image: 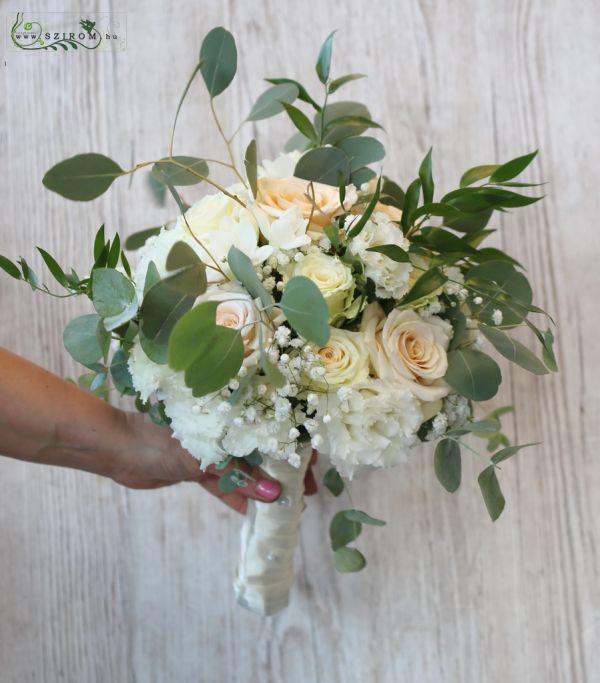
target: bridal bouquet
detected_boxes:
[0,27,557,615]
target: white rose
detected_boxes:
[287,252,356,320]
[311,328,369,389]
[316,379,423,479]
[133,191,273,292]
[256,205,311,250]
[258,151,303,179]
[361,303,452,401]
[196,283,263,367]
[348,212,412,299]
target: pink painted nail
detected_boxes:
[255,479,281,501]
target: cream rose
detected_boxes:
[256,176,357,234]
[288,252,356,320]
[311,328,369,389]
[196,284,262,367]
[361,302,452,401]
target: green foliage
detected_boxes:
[152,156,209,186]
[265,78,320,110]
[330,511,361,550]
[91,268,138,331]
[419,147,434,204]
[63,314,109,369]
[434,439,461,492]
[328,73,365,94]
[344,510,386,526]
[110,347,136,395]
[36,247,70,288]
[380,177,405,210]
[0,254,22,280]
[489,151,538,183]
[400,267,446,306]
[366,244,410,263]
[247,83,299,121]
[347,178,382,239]
[218,468,250,493]
[315,101,373,144]
[168,301,244,397]
[334,547,367,573]
[324,468,344,496]
[124,227,162,251]
[478,466,505,521]
[491,442,538,465]
[280,102,318,144]
[460,164,499,188]
[294,146,349,186]
[479,324,549,375]
[244,139,258,198]
[227,246,271,308]
[467,261,532,328]
[444,348,502,401]
[316,30,336,83]
[279,276,330,345]
[337,136,385,172]
[400,178,421,232]
[199,27,237,97]
[42,153,123,201]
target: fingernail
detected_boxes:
[256,479,281,501]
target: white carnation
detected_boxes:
[348,212,412,299]
[316,379,423,479]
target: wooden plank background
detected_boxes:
[1,0,599,681]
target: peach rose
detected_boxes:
[256,176,357,235]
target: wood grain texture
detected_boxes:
[1,0,599,681]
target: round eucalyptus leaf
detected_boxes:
[444,348,502,401]
[279,276,330,346]
[294,146,350,186]
[246,83,299,121]
[42,153,124,201]
[334,546,367,573]
[199,27,237,97]
[152,156,209,186]
[63,314,109,368]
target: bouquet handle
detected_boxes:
[234,446,312,616]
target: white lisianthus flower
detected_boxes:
[196,283,264,367]
[361,302,453,401]
[310,328,369,389]
[258,151,303,179]
[256,175,357,236]
[347,212,412,299]
[316,379,423,479]
[286,252,356,320]
[256,205,311,250]
[133,191,273,293]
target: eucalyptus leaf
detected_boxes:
[247,83,299,121]
[244,139,258,198]
[330,511,361,550]
[166,241,202,270]
[63,314,109,368]
[434,439,461,492]
[479,324,549,375]
[478,466,505,521]
[445,348,502,401]
[110,347,136,395]
[169,302,244,397]
[279,276,330,345]
[334,547,366,573]
[227,246,271,309]
[344,510,386,526]
[294,146,350,186]
[91,268,138,331]
[42,153,124,201]
[491,442,538,465]
[316,101,371,144]
[199,27,237,97]
[152,156,209,186]
[336,136,385,172]
[324,468,344,496]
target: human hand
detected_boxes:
[108,412,317,514]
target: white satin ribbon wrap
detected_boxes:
[234,445,312,616]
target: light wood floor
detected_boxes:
[1,1,599,681]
